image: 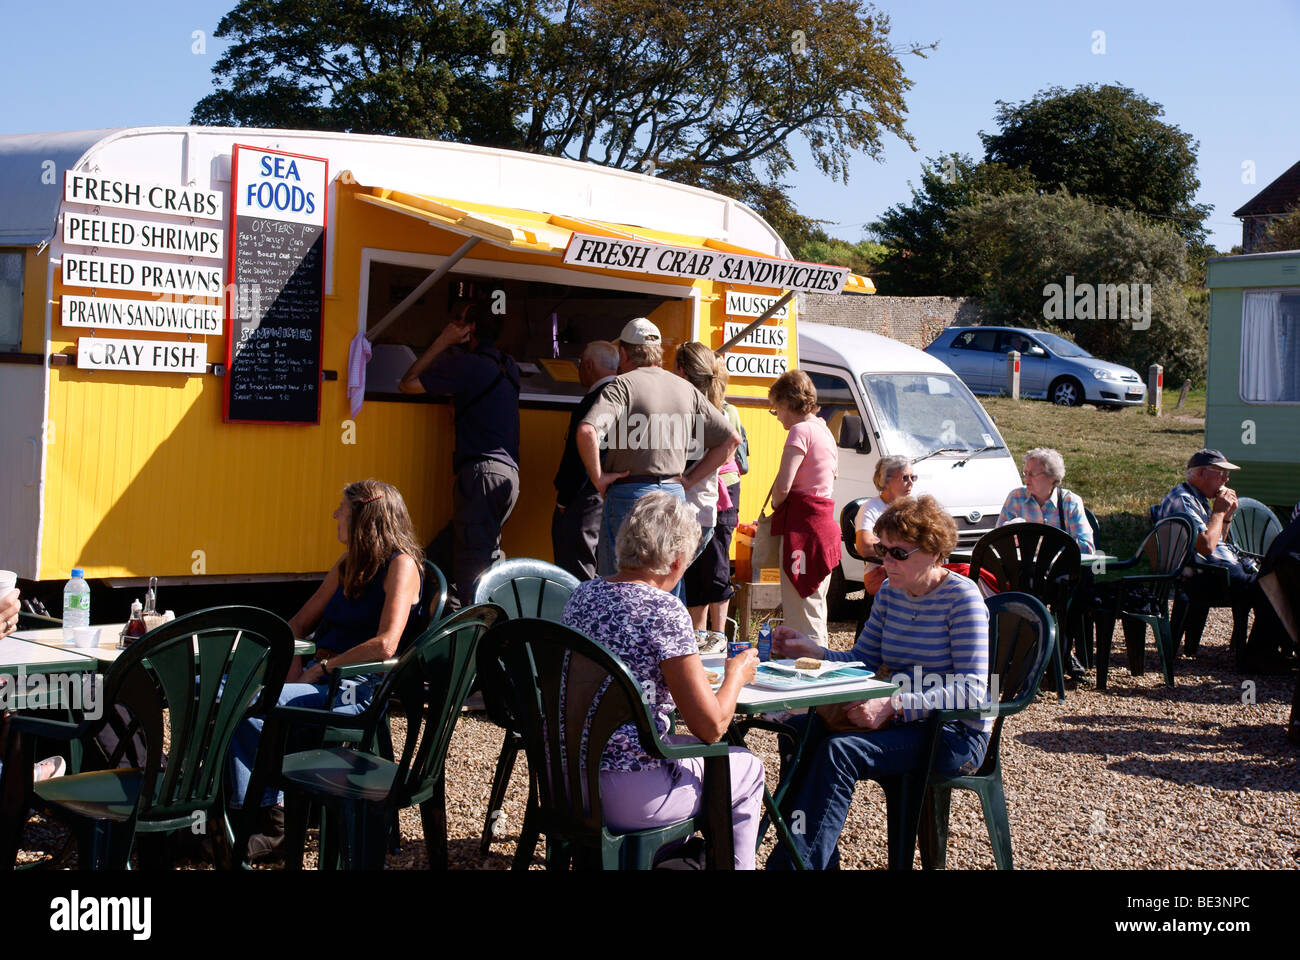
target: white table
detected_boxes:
[13,624,316,669]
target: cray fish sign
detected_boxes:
[562,233,848,294]
[77,336,207,373]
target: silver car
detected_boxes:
[924,326,1147,407]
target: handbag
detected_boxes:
[751,487,782,569]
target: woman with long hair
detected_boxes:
[228,479,424,861]
[675,341,739,650]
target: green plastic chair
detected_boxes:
[1071,508,1104,669]
[969,522,1081,701]
[1230,498,1283,562]
[479,617,735,870]
[253,604,504,870]
[916,592,1055,869]
[314,559,449,858]
[1089,516,1194,689]
[472,558,579,856]
[5,606,294,869]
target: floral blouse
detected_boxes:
[561,578,697,772]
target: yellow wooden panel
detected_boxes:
[21,248,48,353]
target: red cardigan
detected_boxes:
[770,489,840,598]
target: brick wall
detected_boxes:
[799,294,983,349]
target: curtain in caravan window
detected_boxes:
[1241,291,1284,401]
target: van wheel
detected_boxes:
[826,565,859,623]
[1050,377,1083,406]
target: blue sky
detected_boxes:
[2,0,1295,252]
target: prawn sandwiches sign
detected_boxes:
[562,234,848,294]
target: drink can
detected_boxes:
[728,639,752,658]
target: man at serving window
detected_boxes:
[400,300,520,608]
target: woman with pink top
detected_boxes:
[767,370,840,644]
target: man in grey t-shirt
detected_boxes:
[576,318,739,578]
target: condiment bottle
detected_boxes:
[121,599,147,647]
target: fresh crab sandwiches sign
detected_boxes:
[562,233,849,294]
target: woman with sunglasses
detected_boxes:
[767,495,990,870]
[854,455,916,596]
[996,447,1093,553]
[766,370,840,645]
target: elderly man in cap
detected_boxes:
[576,318,740,584]
[551,340,619,580]
[1158,448,1288,670]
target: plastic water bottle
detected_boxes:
[62,568,91,641]
[757,621,773,662]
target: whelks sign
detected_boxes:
[562,233,848,294]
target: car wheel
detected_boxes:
[1050,377,1083,406]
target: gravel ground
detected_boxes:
[16,608,1298,870]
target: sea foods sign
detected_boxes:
[563,234,848,294]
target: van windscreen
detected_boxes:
[861,373,1002,459]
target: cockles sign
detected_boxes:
[562,234,848,294]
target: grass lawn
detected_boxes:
[982,389,1207,559]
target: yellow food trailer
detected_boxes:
[0,126,871,592]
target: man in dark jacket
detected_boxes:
[551,341,618,580]
[401,301,520,607]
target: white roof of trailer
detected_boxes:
[0,126,789,254]
[798,321,951,375]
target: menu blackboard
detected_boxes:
[224,146,327,424]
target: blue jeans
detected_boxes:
[766,713,989,870]
[226,665,376,809]
[597,479,687,599]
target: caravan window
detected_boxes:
[1240,289,1300,403]
[0,251,22,351]
[361,258,686,402]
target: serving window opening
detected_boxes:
[362,258,692,404]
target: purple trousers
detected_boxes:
[599,735,766,869]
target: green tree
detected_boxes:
[194,0,929,242]
[792,228,885,275]
[867,153,1037,294]
[950,190,1205,385]
[980,84,1210,245]
[1260,207,1300,252]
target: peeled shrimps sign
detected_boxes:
[563,233,849,294]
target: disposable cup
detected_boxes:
[0,570,17,594]
[73,626,101,649]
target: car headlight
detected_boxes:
[1091,368,1120,381]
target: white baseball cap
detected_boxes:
[618,317,661,345]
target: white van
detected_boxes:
[796,322,1022,616]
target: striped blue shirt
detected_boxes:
[827,572,991,732]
